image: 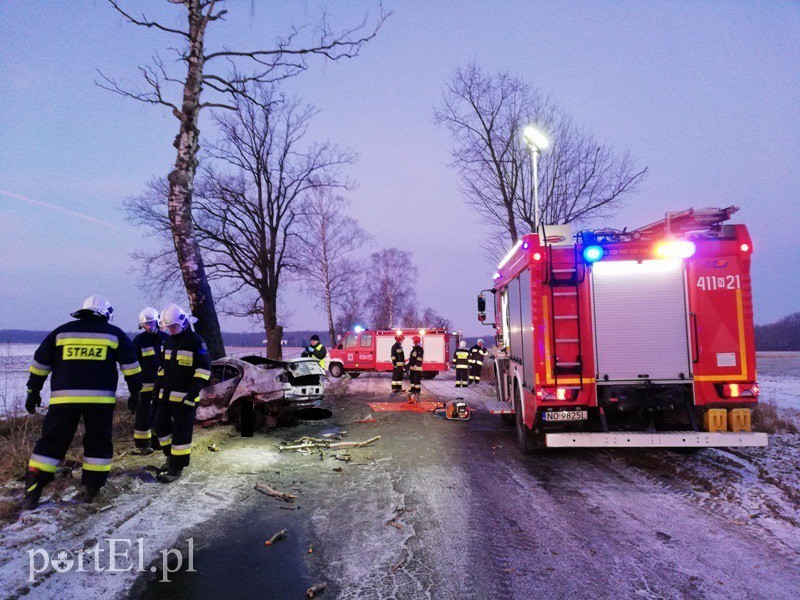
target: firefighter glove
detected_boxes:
[25,390,41,414]
[127,392,140,413]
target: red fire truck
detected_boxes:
[481,207,767,450]
[328,328,452,379]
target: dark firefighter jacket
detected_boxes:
[27,315,142,404]
[133,330,167,393]
[153,327,211,407]
[452,347,471,369]
[391,342,405,368]
[408,344,424,371]
[469,344,488,365]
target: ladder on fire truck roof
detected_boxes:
[633,206,739,238]
[544,238,585,391]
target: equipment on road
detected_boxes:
[434,399,471,421]
[329,328,451,379]
[482,206,766,450]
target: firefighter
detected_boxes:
[22,295,142,509]
[390,332,405,393]
[131,307,166,454]
[469,338,489,385]
[152,304,211,483]
[408,335,424,397]
[302,335,328,370]
[452,340,471,388]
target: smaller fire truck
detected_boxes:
[328,328,451,379]
[481,207,767,451]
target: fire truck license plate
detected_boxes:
[543,410,588,422]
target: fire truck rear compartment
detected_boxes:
[592,259,692,384]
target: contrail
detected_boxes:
[0,188,120,229]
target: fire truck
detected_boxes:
[481,206,767,451]
[328,328,452,379]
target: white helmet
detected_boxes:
[72,295,114,321]
[459,340,467,349]
[159,304,194,330]
[477,338,484,345]
[138,307,159,328]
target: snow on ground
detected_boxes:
[757,352,800,412]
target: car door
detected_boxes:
[341,334,359,369]
[356,333,375,369]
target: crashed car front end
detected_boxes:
[196,356,326,424]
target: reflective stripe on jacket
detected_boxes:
[26,316,142,403]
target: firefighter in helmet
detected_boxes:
[452,340,471,388]
[390,331,405,393]
[131,307,166,454]
[152,304,211,483]
[469,338,489,385]
[302,335,328,370]
[408,335,424,397]
[22,295,143,509]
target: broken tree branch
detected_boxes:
[254,483,297,502]
[278,436,381,452]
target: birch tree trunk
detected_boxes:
[166,0,225,359]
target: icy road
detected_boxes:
[2,371,799,599]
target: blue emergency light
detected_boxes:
[583,245,604,263]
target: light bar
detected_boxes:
[354,325,364,333]
[583,245,604,263]
[497,240,524,269]
[654,240,696,259]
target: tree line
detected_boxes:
[755,313,800,351]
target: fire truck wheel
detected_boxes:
[514,390,543,453]
[329,363,344,378]
[422,371,437,380]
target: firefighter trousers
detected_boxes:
[469,362,483,384]
[133,391,160,449]
[154,401,196,469]
[29,404,114,488]
[409,367,422,394]
[455,367,470,387]
[391,366,404,391]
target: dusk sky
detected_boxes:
[1,1,798,336]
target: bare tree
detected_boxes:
[365,249,418,329]
[100,0,387,358]
[435,63,646,255]
[419,308,450,330]
[333,287,366,342]
[126,83,354,360]
[296,189,369,346]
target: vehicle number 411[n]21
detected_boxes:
[696,275,741,291]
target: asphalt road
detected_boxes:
[134,372,800,600]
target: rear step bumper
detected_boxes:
[545,432,768,448]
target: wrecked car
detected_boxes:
[196,355,326,430]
